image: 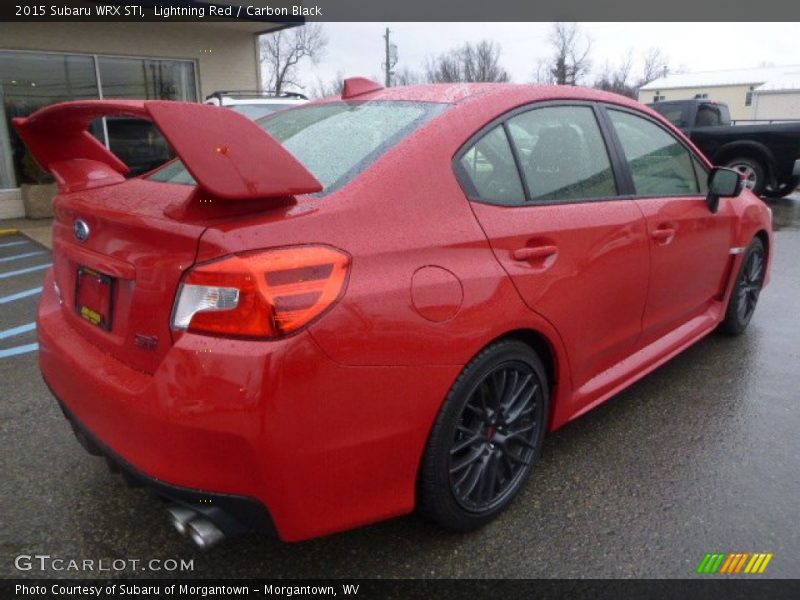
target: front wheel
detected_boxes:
[720,238,766,335]
[417,340,549,532]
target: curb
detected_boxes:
[0,228,20,237]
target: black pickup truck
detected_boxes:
[649,99,800,198]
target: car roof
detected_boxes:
[316,82,651,112]
[219,97,307,105]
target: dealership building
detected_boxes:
[639,65,800,121]
[0,18,289,219]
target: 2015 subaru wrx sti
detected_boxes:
[15,78,772,547]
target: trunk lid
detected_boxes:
[52,179,204,374]
[14,99,325,373]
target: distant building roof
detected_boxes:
[754,72,800,93]
[640,65,800,92]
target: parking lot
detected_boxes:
[1,194,799,579]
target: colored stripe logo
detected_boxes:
[696,552,773,574]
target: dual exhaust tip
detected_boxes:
[167,505,225,549]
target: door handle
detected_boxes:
[513,245,558,261]
[651,228,676,243]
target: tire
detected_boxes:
[720,238,766,335]
[725,157,767,196]
[417,339,549,532]
[763,176,800,199]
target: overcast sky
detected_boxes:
[284,22,799,93]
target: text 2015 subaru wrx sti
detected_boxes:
[15,78,771,547]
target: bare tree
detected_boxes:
[394,67,422,86]
[312,72,344,98]
[261,23,327,94]
[532,58,555,84]
[425,50,463,83]
[462,40,511,82]
[594,51,636,98]
[425,40,510,83]
[639,48,669,86]
[547,22,592,86]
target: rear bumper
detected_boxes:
[37,270,458,541]
[51,388,275,537]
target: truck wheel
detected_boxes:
[725,157,766,196]
[763,177,800,199]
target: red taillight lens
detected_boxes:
[171,245,350,339]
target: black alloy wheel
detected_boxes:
[720,238,766,335]
[418,340,548,531]
[450,363,542,512]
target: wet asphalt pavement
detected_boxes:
[1,195,799,580]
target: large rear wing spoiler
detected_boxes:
[12,100,322,200]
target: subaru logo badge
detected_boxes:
[73,219,90,243]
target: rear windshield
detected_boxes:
[149,101,447,194]
[228,103,297,120]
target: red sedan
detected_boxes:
[15,79,772,547]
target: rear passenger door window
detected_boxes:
[506,106,618,203]
[608,109,700,196]
[458,125,525,205]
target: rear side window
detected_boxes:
[696,104,724,127]
[150,101,446,193]
[608,109,700,196]
[507,106,617,203]
[656,105,688,128]
[458,126,525,205]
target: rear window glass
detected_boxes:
[228,103,296,120]
[654,105,687,128]
[149,101,447,193]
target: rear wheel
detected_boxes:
[763,176,800,199]
[720,238,766,335]
[725,157,766,196]
[418,340,548,531]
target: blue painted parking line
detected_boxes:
[0,263,51,279]
[0,322,36,340]
[0,250,47,263]
[0,287,43,305]
[0,240,30,249]
[0,343,39,359]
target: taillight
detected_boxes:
[171,245,350,339]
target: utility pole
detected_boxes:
[383,28,398,87]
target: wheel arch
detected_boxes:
[755,229,770,260]
[501,328,558,393]
[470,327,568,430]
[755,229,771,280]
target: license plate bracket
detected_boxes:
[75,266,114,331]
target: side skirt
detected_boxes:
[569,303,724,422]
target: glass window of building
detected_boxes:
[0,51,99,187]
[0,51,198,187]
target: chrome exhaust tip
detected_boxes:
[166,506,197,536]
[186,518,226,549]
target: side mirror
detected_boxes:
[706,167,744,213]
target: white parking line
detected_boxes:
[0,263,52,279]
[0,287,43,305]
[0,343,38,359]
[0,251,47,263]
[0,240,30,249]
[0,322,36,340]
